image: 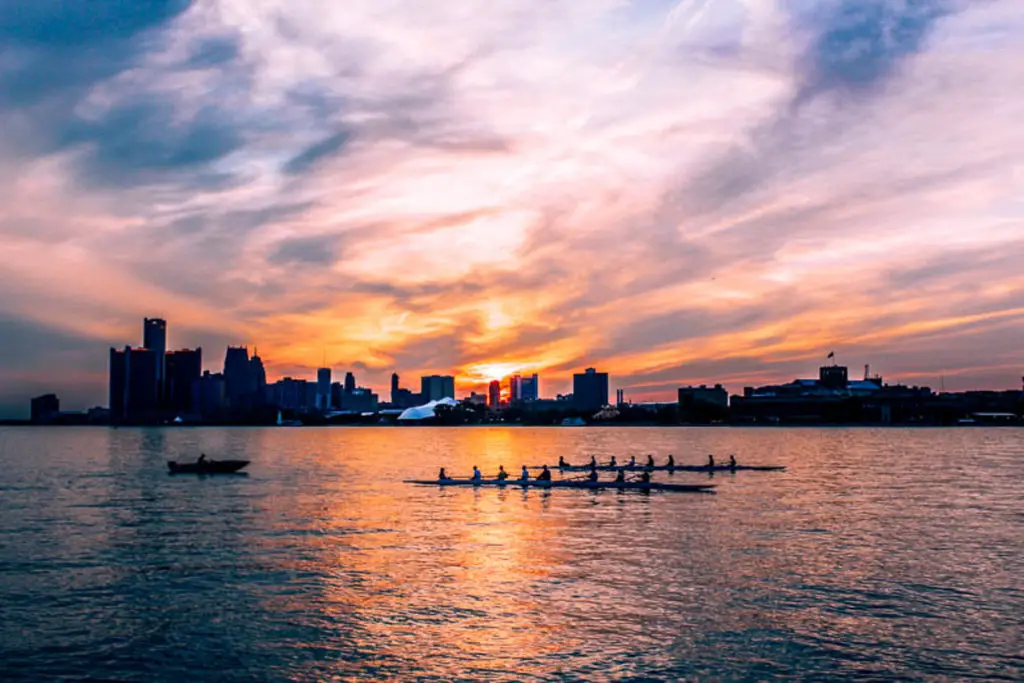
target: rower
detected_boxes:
[667,454,675,468]
[614,469,626,483]
[609,456,617,467]
[729,454,737,469]
[629,455,636,467]
[438,467,449,481]
[471,466,482,481]
[707,454,715,468]
[639,470,651,483]
[558,455,567,468]
[497,465,509,481]
[520,465,530,481]
[589,455,597,468]
[646,454,655,468]
[536,465,552,481]
[588,462,599,482]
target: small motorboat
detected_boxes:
[167,458,250,475]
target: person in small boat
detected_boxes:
[497,465,509,481]
[438,467,449,481]
[558,456,567,468]
[638,470,651,483]
[609,456,617,467]
[589,455,597,468]
[588,462,599,482]
[707,454,715,468]
[536,465,552,481]
[646,454,655,468]
[198,453,207,464]
[667,454,675,468]
[614,469,626,483]
[729,455,737,468]
[628,455,636,467]
[520,465,530,481]
[471,466,482,481]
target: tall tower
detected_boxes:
[391,372,400,403]
[344,371,356,394]
[488,380,501,409]
[317,368,332,410]
[143,318,166,402]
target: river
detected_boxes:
[1,426,1021,681]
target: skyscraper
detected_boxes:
[249,351,267,396]
[143,318,167,400]
[223,346,251,406]
[573,367,609,412]
[165,348,202,414]
[110,345,158,423]
[509,375,522,402]
[488,379,501,409]
[317,368,332,410]
[391,372,400,403]
[421,375,455,401]
[344,371,356,394]
[521,374,539,401]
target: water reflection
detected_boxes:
[0,426,1022,681]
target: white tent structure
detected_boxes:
[397,397,459,421]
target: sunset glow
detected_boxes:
[1,1,1023,414]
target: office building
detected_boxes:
[344,371,356,394]
[421,375,455,401]
[249,351,267,396]
[391,373,400,402]
[193,371,226,417]
[573,367,609,412]
[110,346,158,423]
[165,348,202,414]
[269,378,309,411]
[521,374,539,401]
[488,380,501,408]
[317,368,332,410]
[30,394,60,424]
[143,317,167,397]
[677,384,729,408]
[223,346,251,406]
[509,375,522,402]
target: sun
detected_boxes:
[463,362,524,383]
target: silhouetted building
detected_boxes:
[678,384,728,408]
[819,365,848,389]
[317,368,332,410]
[521,374,539,401]
[489,380,501,409]
[331,382,344,410]
[223,347,251,407]
[338,388,379,412]
[31,394,60,424]
[421,375,455,401]
[110,346,158,423]
[344,371,356,394]
[464,392,488,406]
[616,388,625,406]
[143,317,167,399]
[509,375,523,402]
[165,348,202,415]
[193,371,226,417]
[573,368,609,412]
[391,372,400,402]
[269,377,309,411]
[249,351,267,397]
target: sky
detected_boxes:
[1,0,1023,416]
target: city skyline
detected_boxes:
[2,2,1023,417]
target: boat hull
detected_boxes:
[404,479,715,492]
[168,459,250,474]
[534,463,785,472]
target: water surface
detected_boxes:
[1,426,1022,681]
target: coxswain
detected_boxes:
[707,454,715,468]
[614,469,626,483]
[497,465,509,481]
[471,466,482,481]
[667,454,675,468]
[588,462,599,482]
[536,465,552,481]
[558,455,568,468]
[438,467,449,481]
[646,454,655,468]
[520,465,530,481]
[729,454,737,469]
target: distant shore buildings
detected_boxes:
[12,316,1023,426]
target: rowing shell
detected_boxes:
[404,479,715,493]
[532,464,786,472]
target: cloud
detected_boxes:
[0,0,1023,415]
